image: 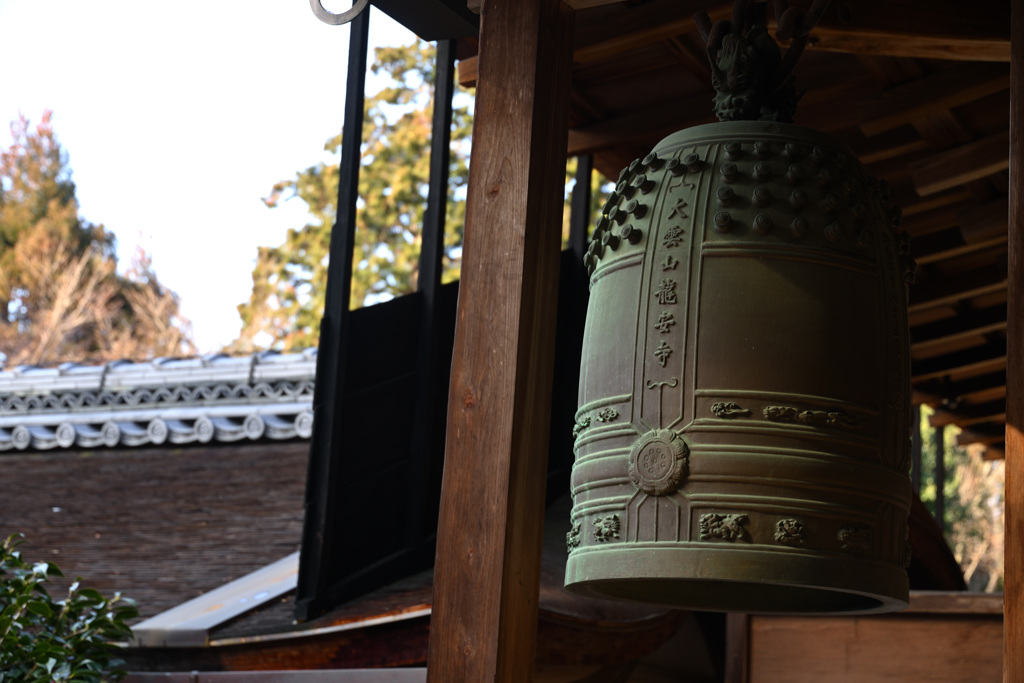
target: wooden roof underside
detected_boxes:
[459,0,1012,455]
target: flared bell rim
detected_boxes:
[565,545,909,616]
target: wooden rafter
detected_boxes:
[910,131,1010,196]
[911,340,1006,383]
[908,265,1007,313]
[859,63,1009,136]
[911,304,1008,352]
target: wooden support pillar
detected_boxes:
[1006,1,1023,679]
[910,404,922,495]
[933,425,945,530]
[426,0,574,681]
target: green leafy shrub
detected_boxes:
[0,534,138,682]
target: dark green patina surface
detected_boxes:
[565,120,915,615]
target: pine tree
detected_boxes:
[0,112,194,366]
[917,406,1004,591]
[236,42,612,353]
[235,42,472,351]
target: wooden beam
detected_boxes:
[897,188,975,219]
[456,56,477,89]
[803,0,1010,62]
[1005,0,1023,677]
[427,0,574,681]
[567,99,715,156]
[982,446,1006,460]
[843,126,930,165]
[899,202,965,237]
[859,63,1009,137]
[911,304,1007,353]
[959,424,1008,447]
[958,198,1009,244]
[569,0,1010,64]
[911,340,1007,383]
[914,371,1007,406]
[907,265,1007,314]
[956,411,1007,429]
[573,2,728,65]
[909,131,1010,197]
[930,399,1006,428]
[959,384,1008,406]
[911,228,1007,266]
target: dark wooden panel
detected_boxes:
[345,293,422,391]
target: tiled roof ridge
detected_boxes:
[0,350,317,452]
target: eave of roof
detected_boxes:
[0,350,317,451]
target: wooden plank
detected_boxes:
[956,411,1006,429]
[456,56,477,88]
[1005,0,1024,678]
[902,590,1004,615]
[983,446,1006,460]
[911,228,1007,266]
[900,202,965,238]
[930,399,1006,428]
[911,110,972,150]
[573,2,728,65]
[804,0,1010,62]
[910,303,1007,352]
[860,63,1009,136]
[959,198,1008,244]
[909,131,1010,196]
[842,126,930,165]
[568,0,1009,64]
[959,384,1008,406]
[897,188,974,219]
[567,99,715,156]
[958,424,1008,447]
[724,613,750,683]
[907,265,1007,314]
[914,370,1007,406]
[911,340,1006,383]
[426,0,574,680]
[748,613,1003,683]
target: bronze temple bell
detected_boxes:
[564,1,916,614]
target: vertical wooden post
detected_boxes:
[426,0,574,681]
[933,425,945,530]
[1005,2,1022,679]
[910,404,922,495]
[295,8,369,622]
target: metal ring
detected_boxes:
[309,0,369,26]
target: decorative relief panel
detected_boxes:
[593,515,621,542]
[700,513,748,542]
[566,522,581,553]
[711,401,751,418]
[774,519,805,545]
[838,527,869,555]
[763,405,857,429]
[572,416,591,438]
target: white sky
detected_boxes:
[0,0,415,353]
